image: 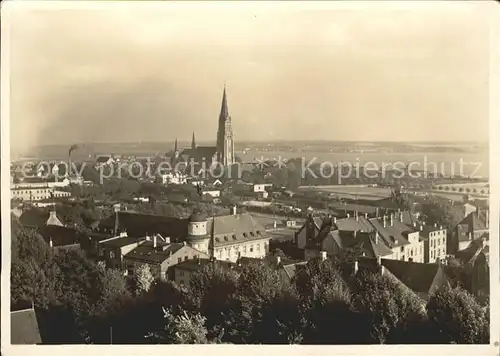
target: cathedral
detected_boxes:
[172,85,235,167]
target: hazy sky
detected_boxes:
[7,2,491,152]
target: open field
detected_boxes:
[298,185,392,200]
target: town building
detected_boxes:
[123,236,209,280]
[97,233,145,270]
[455,233,489,300]
[18,207,80,247]
[11,186,72,201]
[296,211,425,263]
[453,210,489,253]
[99,207,271,264]
[419,224,447,263]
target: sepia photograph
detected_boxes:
[1,0,498,351]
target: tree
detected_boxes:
[426,286,489,344]
[133,264,155,295]
[151,307,221,344]
[350,271,426,344]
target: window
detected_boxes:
[243,245,247,253]
[109,251,115,259]
[400,246,404,253]
[178,257,182,263]
[219,250,223,258]
[257,243,261,252]
[184,256,188,261]
[179,271,184,277]
[410,249,413,257]
[250,245,254,252]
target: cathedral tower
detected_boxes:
[216,85,235,166]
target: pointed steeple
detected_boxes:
[219,83,229,122]
[191,132,196,150]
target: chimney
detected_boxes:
[399,212,403,222]
[439,225,443,230]
[49,238,53,248]
[347,213,350,218]
[232,206,237,215]
[165,237,171,244]
[113,204,121,236]
[375,232,379,244]
[381,265,385,276]
[320,251,327,261]
[355,212,359,221]
[376,207,379,217]
[275,256,281,265]
[333,216,337,223]
[183,241,187,246]
[390,214,394,226]
[354,230,357,238]
[486,210,489,229]
[420,225,423,231]
[383,216,387,228]
[365,213,368,219]
[153,235,157,248]
[468,232,472,240]
[376,255,382,266]
[119,232,127,238]
[354,260,359,275]
[434,223,437,228]
[413,221,417,227]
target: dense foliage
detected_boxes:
[11,223,489,344]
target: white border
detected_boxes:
[1,1,499,355]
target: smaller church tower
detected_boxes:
[216,84,235,166]
[191,132,196,150]
[173,138,180,159]
[186,212,210,255]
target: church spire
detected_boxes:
[219,83,229,121]
[191,132,196,150]
[174,138,178,152]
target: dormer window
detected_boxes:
[243,233,248,238]
[215,237,220,243]
[256,230,261,235]
[250,232,255,237]
[224,236,229,241]
[232,235,237,240]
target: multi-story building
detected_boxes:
[11,186,71,201]
[123,237,209,280]
[453,210,489,253]
[297,211,425,263]
[420,224,447,263]
[99,207,271,264]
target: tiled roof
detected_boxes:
[124,241,186,263]
[174,258,237,272]
[11,308,42,344]
[100,236,144,248]
[457,212,488,233]
[455,234,489,265]
[380,259,447,296]
[39,225,79,247]
[209,213,268,247]
[19,209,50,229]
[334,216,375,233]
[368,217,412,248]
[357,232,394,258]
[99,211,189,239]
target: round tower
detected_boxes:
[186,212,210,254]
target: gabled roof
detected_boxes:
[381,259,448,297]
[99,211,189,239]
[457,212,488,233]
[39,225,79,247]
[334,216,375,233]
[19,209,50,229]
[455,233,489,265]
[100,236,144,248]
[357,232,394,258]
[209,213,268,247]
[11,308,42,344]
[368,217,412,248]
[125,242,196,263]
